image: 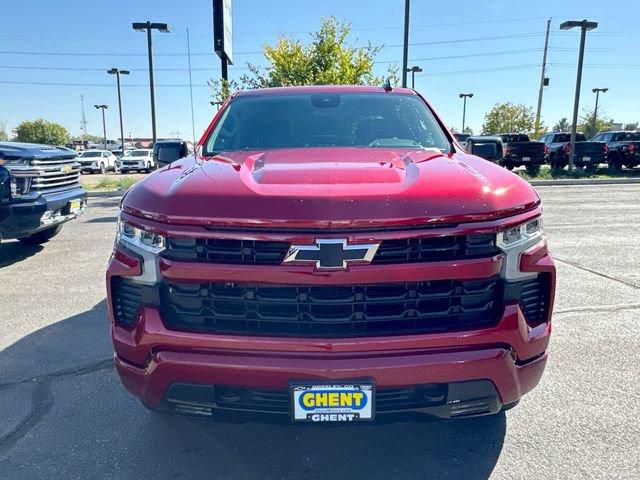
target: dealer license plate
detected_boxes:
[583,156,591,161]
[522,156,531,161]
[69,199,81,214]
[291,383,374,422]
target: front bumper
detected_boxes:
[120,161,147,171]
[0,187,87,239]
[107,238,555,419]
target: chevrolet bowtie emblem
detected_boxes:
[283,239,379,269]
[61,165,72,174]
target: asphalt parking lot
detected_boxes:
[1,184,639,479]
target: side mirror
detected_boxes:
[0,165,11,205]
[465,136,504,162]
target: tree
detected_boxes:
[552,118,571,132]
[623,122,639,131]
[210,17,394,102]
[577,107,613,139]
[462,126,474,135]
[15,119,69,145]
[481,103,536,135]
[0,121,8,141]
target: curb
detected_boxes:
[529,178,640,186]
[87,190,126,198]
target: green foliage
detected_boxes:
[0,120,9,141]
[623,122,639,131]
[210,17,393,102]
[15,119,69,145]
[577,107,613,139]
[481,103,536,135]
[462,126,474,135]
[552,118,571,132]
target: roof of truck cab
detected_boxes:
[234,85,416,97]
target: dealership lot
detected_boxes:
[0,185,639,479]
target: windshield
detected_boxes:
[79,151,102,158]
[204,93,451,154]
[129,150,149,157]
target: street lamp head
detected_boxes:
[407,66,423,73]
[560,20,598,31]
[151,22,170,33]
[459,93,473,98]
[94,104,108,109]
[132,22,149,32]
[107,68,118,75]
[120,70,130,75]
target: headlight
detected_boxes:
[497,216,544,280]
[497,217,542,247]
[10,176,31,197]
[116,218,165,253]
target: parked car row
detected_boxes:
[76,139,191,175]
[460,130,640,173]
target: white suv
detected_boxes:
[119,149,154,173]
[77,150,118,174]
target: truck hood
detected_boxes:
[122,147,540,229]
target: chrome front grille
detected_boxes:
[30,157,81,194]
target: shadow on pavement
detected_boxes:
[0,241,43,268]
[0,301,506,479]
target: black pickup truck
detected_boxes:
[591,131,640,170]
[497,134,546,174]
[539,132,606,171]
[0,142,87,245]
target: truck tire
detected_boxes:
[146,161,152,173]
[99,162,106,174]
[549,154,564,174]
[525,165,540,176]
[609,153,623,172]
[18,225,63,246]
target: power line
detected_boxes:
[0,32,549,58]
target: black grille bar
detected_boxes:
[160,277,502,337]
[162,233,498,265]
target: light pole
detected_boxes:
[592,87,608,133]
[107,68,130,156]
[132,21,170,145]
[560,19,598,170]
[459,93,473,133]
[94,105,108,150]
[401,0,410,88]
[406,66,423,89]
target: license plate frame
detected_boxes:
[290,381,375,423]
[68,199,81,214]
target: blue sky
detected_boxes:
[1,0,639,141]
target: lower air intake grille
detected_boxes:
[111,278,143,326]
[161,277,502,337]
[519,274,551,325]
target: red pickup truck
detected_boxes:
[107,85,555,423]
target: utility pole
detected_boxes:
[107,68,130,156]
[561,19,598,170]
[534,18,551,137]
[592,87,608,132]
[459,93,473,132]
[80,95,88,139]
[132,22,170,145]
[94,105,108,150]
[401,0,410,88]
[187,28,197,147]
